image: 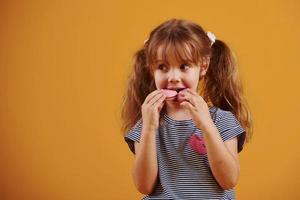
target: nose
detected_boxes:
[168,68,181,83]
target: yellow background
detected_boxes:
[0,0,299,199]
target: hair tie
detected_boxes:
[144,38,149,44]
[206,31,216,46]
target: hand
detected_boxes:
[141,89,166,132]
[178,88,213,131]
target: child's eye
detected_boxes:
[180,64,190,71]
[158,64,168,71]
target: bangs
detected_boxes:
[147,38,202,70]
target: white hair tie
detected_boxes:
[207,31,216,46]
[144,38,149,44]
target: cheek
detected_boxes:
[153,72,165,89]
[184,73,200,90]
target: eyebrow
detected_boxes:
[155,59,194,63]
[154,60,167,64]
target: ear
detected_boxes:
[200,56,210,76]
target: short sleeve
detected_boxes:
[215,110,246,153]
[124,119,143,154]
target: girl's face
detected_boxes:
[152,46,208,93]
[153,60,201,92]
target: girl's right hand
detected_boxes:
[141,89,166,132]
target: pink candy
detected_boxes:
[162,89,187,102]
[162,89,177,98]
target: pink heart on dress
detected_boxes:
[189,134,207,155]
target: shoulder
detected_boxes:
[124,118,143,154]
[210,106,241,127]
[209,106,234,123]
[125,118,143,139]
[128,118,143,133]
[210,106,246,153]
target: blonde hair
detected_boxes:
[121,18,253,143]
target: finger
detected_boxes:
[180,101,194,110]
[145,89,162,104]
[145,89,163,104]
[179,92,196,107]
[181,89,201,106]
[149,92,166,106]
[158,101,165,112]
[185,88,198,95]
[180,88,197,96]
[153,94,166,109]
[185,89,206,105]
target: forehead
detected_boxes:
[156,43,192,58]
[154,42,197,66]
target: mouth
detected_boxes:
[166,87,187,93]
[163,87,187,102]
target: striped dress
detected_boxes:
[125,106,246,200]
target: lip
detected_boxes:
[164,88,187,102]
[166,87,187,93]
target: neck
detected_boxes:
[164,101,191,120]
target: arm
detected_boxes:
[202,122,240,190]
[177,88,240,189]
[132,126,158,195]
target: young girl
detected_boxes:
[121,18,252,200]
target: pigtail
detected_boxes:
[203,40,253,142]
[121,47,156,135]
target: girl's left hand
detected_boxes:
[178,88,213,131]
